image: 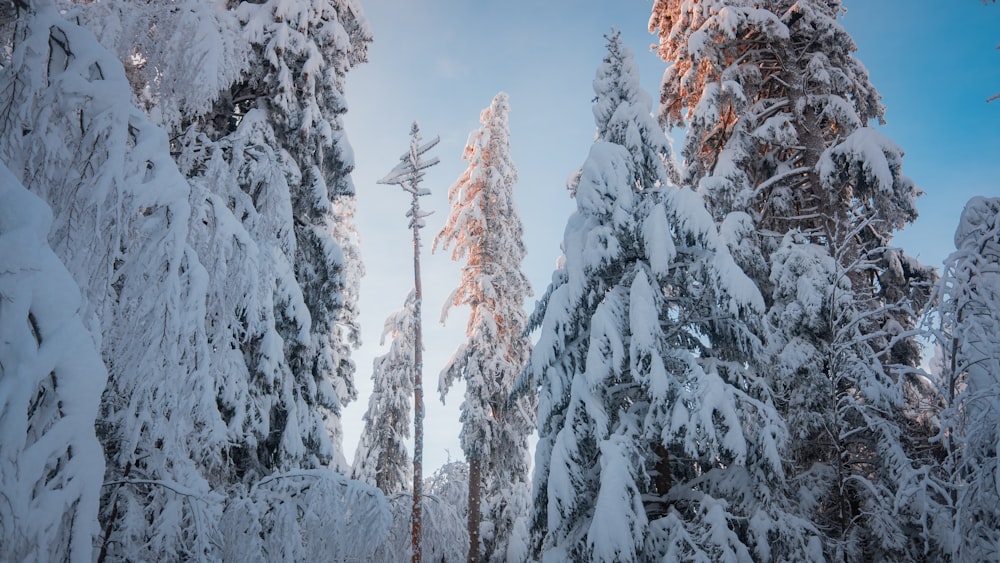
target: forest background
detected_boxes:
[343,0,1000,473]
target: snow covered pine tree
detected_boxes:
[0,2,230,558]
[525,30,811,562]
[932,197,1000,562]
[434,92,535,563]
[230,0,372,473]
[353,292,417,495]
[650,1,946,559]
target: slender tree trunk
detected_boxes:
[411,191,425,563]
[467,457,482,563]
[381,124,439,563]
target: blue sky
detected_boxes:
[341,0,1000,474]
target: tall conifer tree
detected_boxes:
[380,122,440,563]
[526,31,810,562]
[650,2,945,558]
[231,0,372,471]
[435,92,535,563]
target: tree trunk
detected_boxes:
[411,191,425,563]
[467,457,482,563]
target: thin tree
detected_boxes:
[379,122,440,563]
[434,92,534,563]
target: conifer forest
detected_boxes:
[1,0,999,561]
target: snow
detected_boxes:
[820,126,901,195]
[587,435,645,562]
[643,202,677,275]
[0,161,107,562]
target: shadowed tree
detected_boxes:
[352,292,417,495]
[931,197,1000,561]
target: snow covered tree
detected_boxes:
[650,1,945,559]
[79,0,373,476]
[83,0,372,476]
[122,0,383,552]
[374,462,470,563]
[219,469,391,562]
[932,197,1000,561]
[424,460,472,518]
[61,0,249,134]
[352,292,417,495]
[222,0,372,471]
[765,226,946,561]
[433,91,534,563]
[176,113,302,483]
[1,1,383,558]
[52,0,297,484]
[379,122,440,563]
[0,3,229,558]
[525,31,815,562]
[649,0,933,361]
[0,162,108,563]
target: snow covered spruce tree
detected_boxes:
[1,1,388,558]
[352,292,417,495]
[222,0,372,472]
[91,0,372,477]
[932,197,1000,562]
[89,0,373,474]
[434,92,535,563]
[650,1,946,559]
[0,162,108,563]
[190,112,391,560]
[139,0,386,556]
[525,31,815,562]
[56,0,293,484]
[0,3,231,559]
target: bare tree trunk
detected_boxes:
[411,192,425,563]
[467,457,482,563]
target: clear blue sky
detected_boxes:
[341,0,1000,475]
